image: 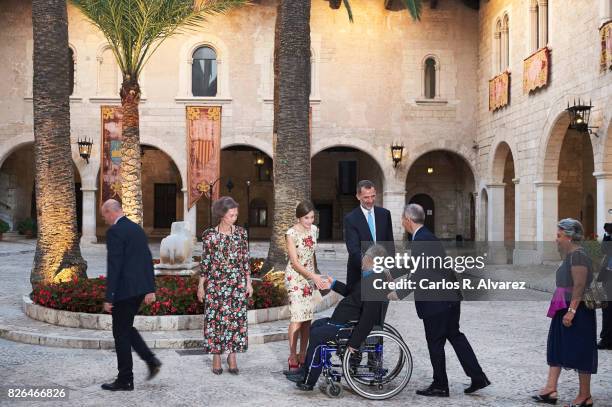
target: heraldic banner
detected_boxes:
[601,21,612,72]
[187,106,221,209]
[489,72,510,111]
[100,105,123,205]
[523,47,549,93]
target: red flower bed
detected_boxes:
[32,274,287,316]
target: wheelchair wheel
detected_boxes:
[342,331,412,400]
[321,381,343,398]
[383,323,403,340]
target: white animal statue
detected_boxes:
[159,221,193,266]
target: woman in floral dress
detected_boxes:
[197,196,253,375]
[285,201,327,372]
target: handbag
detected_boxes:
[571,250,608,310]
[583,282,608,310]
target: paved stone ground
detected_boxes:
[0,239,611,406]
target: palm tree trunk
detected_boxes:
[264,0,312,272]
[31,0,87,285]
[119,78,143,225]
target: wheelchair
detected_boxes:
[307,322,413,400]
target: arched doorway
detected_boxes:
[405,150,476,240]
[557,130,596,238]
[199,145,273,240]
[311,147,384,241]
[408,193,435,233]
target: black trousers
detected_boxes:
[422,303,485,389]
[112,295,155,383]
[303,318,343,386]
[601,302,612,344]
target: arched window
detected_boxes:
[424,57,436,99]
[98,47,119,95]
[494,19,503,73]
[249,198,268,227]
[68,47,75,95]
[192,46,217,97]
[530,0,548,51]
[502,14,510,70]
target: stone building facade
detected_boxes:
[0,0,611,263]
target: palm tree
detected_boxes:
[70,0,246,224]
[31,0,87,285]
[264,0,422,272]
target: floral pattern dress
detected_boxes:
[200,226,249,354]
[285,225,318,322]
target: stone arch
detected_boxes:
[140,134,186,188]
[404,140,477,183]
[221,137,273,160]
[311,139,387,178]
[489,139,518,183]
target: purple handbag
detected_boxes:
[547,287,571,318]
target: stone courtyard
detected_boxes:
[1,239,611,406]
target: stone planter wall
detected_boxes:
[23,292,339,331]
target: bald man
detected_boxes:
[100,199,161,391]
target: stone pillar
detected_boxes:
[595,172,612,239]
[600,0,612,27]
[529,1,539,51]
[486,183,505,242]
[183,188,197,240]
[513,178,521,241]
[535,180,560,261]
[80,187,97,245]
[494,31,501,72]
[538,0,548,48]
[382,189,406,242]
[501,26,509,70]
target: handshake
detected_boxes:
[312,274,334,290]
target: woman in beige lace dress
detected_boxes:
[285,201,327,372]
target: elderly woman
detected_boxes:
[533,218,597,407]
[197,196,253,375]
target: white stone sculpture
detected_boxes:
[155,221,198,274]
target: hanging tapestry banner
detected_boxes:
[489,72,510,111]
[523,47,550,93]
[187,106,222,209]
[100,105,123,205]
[601,21,612,72]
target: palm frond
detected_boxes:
[70,0,247,80]
[401,0,422,21]
[342,0,353,23]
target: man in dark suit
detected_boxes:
[400,203,489,397]
[100,199,161,391]
[598,223,612,350]
[344,180,395,291]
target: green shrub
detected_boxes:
[17,218,37,235]
[0,219,9,234]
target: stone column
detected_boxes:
[530,0,539,51]
[513,178,521,241]
[183,188,197,240]
[382,189,406,242]
[538,0,548,48]
[486,183,505,242]
[80,187,97,245]
[501,26,509,70]
[535,180,560,261]
[595,172,612,239]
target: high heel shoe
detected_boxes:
[284,357,300,375]
[227,355,239,375]
[567,396,593,407]
[298,353,306,368]
[532,390,558,404]
[212,356,223,375]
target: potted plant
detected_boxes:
[17,218,37,238]
[0,219,9,241]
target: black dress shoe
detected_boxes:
[464,376,491,394]
[147,357,162,380]
[597,340,612,350]
[101,380,134,391]
[296,382,314,391]
[416,385,449,397]
[286,372,306,383]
